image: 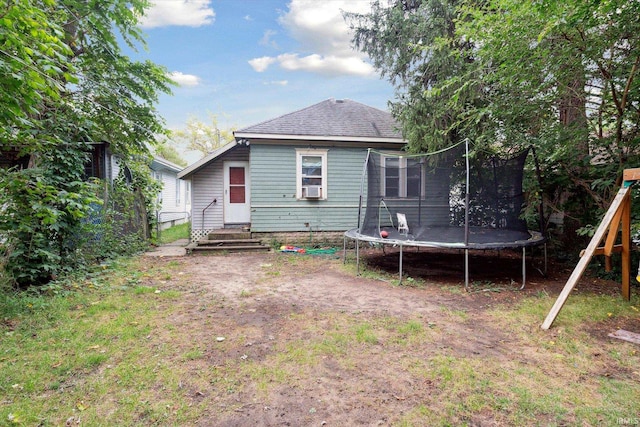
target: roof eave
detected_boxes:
[234,132,406,145]
[151,157,183,173]
[178,141,239,179]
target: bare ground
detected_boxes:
[139,247,640,426]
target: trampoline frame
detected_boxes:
[344,140,547,289]
[343,228,546,289]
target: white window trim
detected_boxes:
[185,180,191,205]
[296,148,328,200]
[154,171,163,204]
[381,154,424,198]
[175,177,181,206]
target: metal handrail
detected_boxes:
[201,198,217,235]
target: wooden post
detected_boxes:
[603,206,624,271]
[622,191,631,300]
[621,167,640,301]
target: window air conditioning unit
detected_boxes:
[304,186,321,198]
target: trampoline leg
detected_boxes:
[399,244,403,284]
[520,247,526,290]
[464,249,469,291]
[343,236,347,264]
[356,239,360,276]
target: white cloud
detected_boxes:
[263,80,288,86]
[260,29,279,49]
[248,56,277,73]
[278,0,370,57]
[168,71,201,87]
[140,0,215,29]
[248,0,376,77]
[277,53,373,77]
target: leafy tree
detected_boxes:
[171,114,236,158]
[345,0,482,152]
[456,0,640,236]
[347,0,640,246]
[0,0,173,287]
[154,141,187,167]
[0,0,73,150]
[59,0,173,159]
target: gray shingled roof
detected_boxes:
[237,98,402,139]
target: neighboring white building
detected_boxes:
[151,157,191,230]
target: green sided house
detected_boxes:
[178,98,406,244]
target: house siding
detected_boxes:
[249,144,367,232]
[156,171,190,228]
[110,156,120,182]
[190,146,249,240]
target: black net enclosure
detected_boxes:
[344,142,546,287]
[346,143,545,249]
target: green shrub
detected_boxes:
[0,145,160,288]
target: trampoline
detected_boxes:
[343,141,546,288]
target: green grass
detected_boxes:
[353,322,379,344]
[0,257,196,426]
[183,348,205,360]
[492,292,640,334]
[2,254,640,426]
[157,222,190,244]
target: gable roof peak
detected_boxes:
[236,98,402,141]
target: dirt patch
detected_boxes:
[138,248,638,425]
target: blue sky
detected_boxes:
[126,0,395,163]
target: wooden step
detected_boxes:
[186,233,271,253]
[197,239,263,246]
[208,231,251,240]
[189,244,271,253]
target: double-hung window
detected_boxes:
[382,156,422,198]
[296,148,328,200]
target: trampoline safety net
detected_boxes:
[356,144,544,249]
